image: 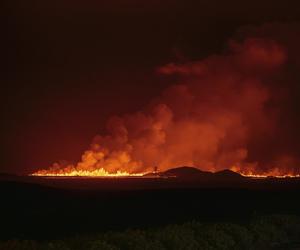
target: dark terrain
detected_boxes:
[1,167,300,242]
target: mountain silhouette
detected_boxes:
[159,166,244,181]
[160,166,213,178]
[214,169,245,180]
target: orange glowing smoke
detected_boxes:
[32,29,300,178]
[32,151,148,177]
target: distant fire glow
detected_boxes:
[31,164,300,179]
[32,31,300,179]
[32,168,146,177]
[231,166,300,179]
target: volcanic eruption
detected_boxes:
[32,24,300,178]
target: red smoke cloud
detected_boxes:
[34,24,300,176]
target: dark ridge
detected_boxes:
[159,166,246,182]
[214,169,245,179]
[160,166,213,178]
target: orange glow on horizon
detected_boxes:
[31,166,300,178]
[239,173,300,178]
[31,168,147,177]
[230,166,300,179]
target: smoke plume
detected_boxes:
[36,23,300,176]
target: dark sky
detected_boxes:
[2,0,300,174]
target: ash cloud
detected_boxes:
[43,23,300,176]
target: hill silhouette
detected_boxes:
[214,169,245,180]
[160,166,213,178]
[159,166,244,181]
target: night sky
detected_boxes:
[2,0,300,174]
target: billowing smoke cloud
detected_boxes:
[36,23,300,176]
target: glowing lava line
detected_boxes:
[31,167,300,178]
[239,173,300,178]
[31,168,147,177]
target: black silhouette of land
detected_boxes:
[1,166,300,246]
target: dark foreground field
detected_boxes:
[1,215,300,250]
[1,175,300,249]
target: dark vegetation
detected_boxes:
[0,215,300,250]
